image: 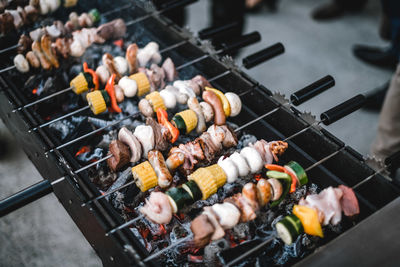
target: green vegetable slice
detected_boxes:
[182,180,202,202]
[83,72,94,89]
[171,115,186,133]
[276,214,304,245]
[285,161,308,186]
[166,187,193,213]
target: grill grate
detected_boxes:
[0,1,399,266]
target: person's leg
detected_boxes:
[311,0,367,21]
[371,64,400,160]
[353,0,400,69]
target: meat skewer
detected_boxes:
[6,17,126,73]
[138,142,289,226]
[140,161,360,264]
[0,0,79,35]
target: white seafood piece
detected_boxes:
[160,89,177,109]
[211,202,241,229]
[199,101,214,123]
[203,208,225,241]
[96,65,111,85]
[14,54,29,73]
[45,25,61,38]
[118,127,142,163]
[69,39,85,57]
[118,76,137,97]
[225,92,242,117]
[145,41,159,53]
[114,56,128,76]
[229,152,250,177]
[173,80,196,98]
[151,52,162,65]
[165,85,188,105]
[218,156,239,183]
[240,147,263,174]
[140,192,172,225]
[134,125,155,159]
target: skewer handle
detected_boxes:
[198,21,240,40]
[0,179,53,217]
[242,42,285,69]
[290,75,335,106]
[221,31,261,54]
[159,0,197,10]
[320,94,366,125]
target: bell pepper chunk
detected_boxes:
[105,74,121,113]
[156,108,180,143]
[265,164,297,193]
[293,205,324,238]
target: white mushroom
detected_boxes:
[14,54,29,73]
[47,0,61,12]
[240,147,263,174]
[229,152,250,177]
[118,76,137,97]
[218,156,239,183]
[212,202,241,229]
[134,125,155,159]
[225,92,242,117]
[118,127,142,163]
[114,56,128,76]
[160,89,177,109]
[96,65,110,84]
[199,101,214,123]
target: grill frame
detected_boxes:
[0,1,399,266]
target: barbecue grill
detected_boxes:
[1,1,400,266]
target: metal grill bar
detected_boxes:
[46,112,140,154]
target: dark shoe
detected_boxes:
[363,81,390,111]
[311,2,344,21]
[353,45,398,69]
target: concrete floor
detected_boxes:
[0,0,392,266]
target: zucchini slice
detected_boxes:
[182,180,202,202]
[285,161,308,186]
[171,115,186,133]
[276,215,303,245]
[166,187,193,213]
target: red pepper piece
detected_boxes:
[113,39,124,48]
[156,108,179,143]
[105,74,121,113]
[265,164,297,193]
[83,62,99,91]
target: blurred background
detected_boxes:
[0,0,394,266]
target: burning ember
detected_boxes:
[75,146,91,157]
